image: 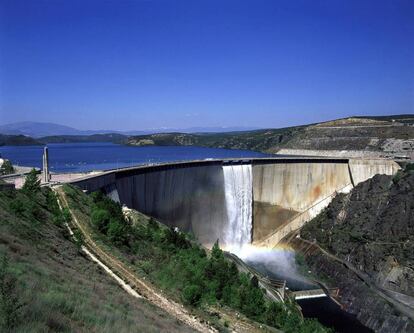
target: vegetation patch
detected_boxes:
[65,185,332,332]
[0,177,194,332]
[0,160,15,175]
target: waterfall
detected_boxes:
[222,164,253,251]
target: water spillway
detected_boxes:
[69,158,400,248]
[222,164,253,250]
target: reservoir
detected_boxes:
[0,142,271,173]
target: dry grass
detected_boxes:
[0,188,195,332]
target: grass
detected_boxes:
[0,186,194,332]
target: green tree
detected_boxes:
[21,169,40,196]
[91,209,111,232]
[182,284,202,306]
[0,160,14,175]
[107,219,128,245]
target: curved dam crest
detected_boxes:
[69,158,400,248]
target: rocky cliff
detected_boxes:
[277,117,414,160]
[291,165,414,332]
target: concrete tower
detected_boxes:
[42,146,50,183]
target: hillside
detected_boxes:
[127,115,414,160]
[290,165,414,332]
[0,176,331,332]
[2,115,413,159]
[301,166,413,296]
[38,133,127,144]
[127,126,305,151]
[0,186,195,332]
[278,117,414,158]
[59,184,330,333]
[0,134,42,146]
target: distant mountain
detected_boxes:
[0,122,84,137]
[0,121,260,138]
[0,121,143,138]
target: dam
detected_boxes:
[68,157,400,248]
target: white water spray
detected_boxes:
[222,164,253,252]
[221,164,312,288]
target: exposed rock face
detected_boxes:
[292,243,414,333]
[295,166,414,332]
[127,116,414,160]
[277,118,414,160]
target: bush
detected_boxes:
[73,229,84,251]
[88,191,132,248]
[107,219,128,245]
[182,284,202,305]
[161,227,190,250]
[91,209,111,233]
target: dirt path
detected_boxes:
[54,186,216,333]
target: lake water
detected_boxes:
[0,142,272,173]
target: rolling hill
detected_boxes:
[127,115,414,160]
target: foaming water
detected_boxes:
[238,245,316,290]
[222,164,253,250]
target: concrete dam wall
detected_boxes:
[116,164,228,246]
[69,158,400,248]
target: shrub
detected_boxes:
[91,209,111,233]
[182,284,202,305]
[107,219,128,246]
[161,227,190,250]
[73,229,84,251]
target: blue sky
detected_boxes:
[0,0,413,130]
